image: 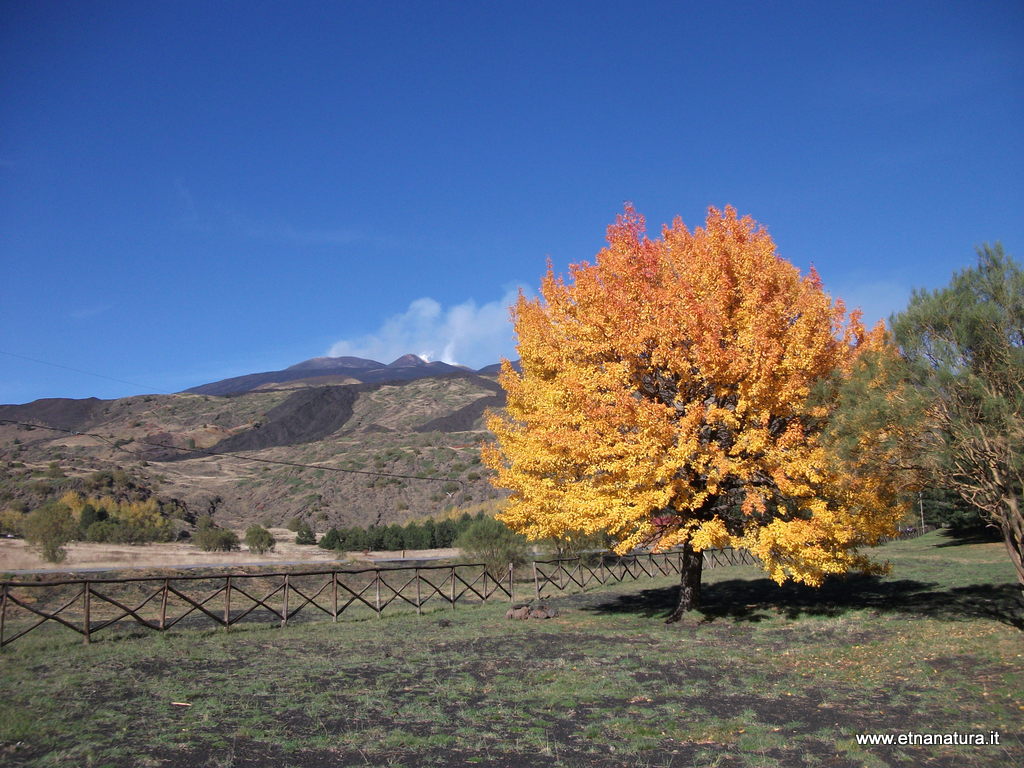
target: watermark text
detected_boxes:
[856,730,1000,746]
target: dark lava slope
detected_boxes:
[157,373,506,460]
[184,385,366,457]
[0,397,106,431]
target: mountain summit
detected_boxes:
[386,354,429,368]
[183,354,510,397]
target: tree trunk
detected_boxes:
[997,493,1024,607]
[666,538,703,623]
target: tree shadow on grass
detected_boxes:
[932,526,1003,547]
[584,573,1024,630]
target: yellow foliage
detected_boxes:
[55,491,170,535]
[59,491,86,519]
[484,205,904,585]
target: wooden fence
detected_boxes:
[531,547,758,598]
[0,563,514,650]
[0,546,766,649]
[530,528,934,598]
[0,528,936,649]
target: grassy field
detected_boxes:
[1,530,1021,767]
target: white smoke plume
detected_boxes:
[327,288,526,368]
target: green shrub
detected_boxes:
[434,519,457,548]
[194,522,240,552]
[78,504,105,537]
[285,516,303,532]
[318,527,341,550]
[85,520,121,543]
[540,529,613,563]
[0,507,25,537]
[454,516,529,576]
[422,519,437,547]
[338,526,368,551]
[402,521,432,550]
[245,525,275,554]
[84,518,172,544]
[382,524,405,551]
[23,502,77,563]
[294,521,317,545]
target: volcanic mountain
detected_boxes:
[183,354,496,396]
[0,354,521,530]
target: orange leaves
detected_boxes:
[485,205,902,584]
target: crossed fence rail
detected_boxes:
[531,546,758,598]
[0,545,766,649]
[0,562,515,649]
[0,529,934,649]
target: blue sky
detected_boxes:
[1,1,1021,404]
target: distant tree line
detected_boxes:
[314,511,489,552]
[306,512,615,577]
[2,489,179,563]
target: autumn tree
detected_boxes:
[484,206,903,620]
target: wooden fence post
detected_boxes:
[450,566,456,609]
[508,562,514,603]
[1,583,7,649]
[533,560,539,600]
[282,574,289,628]
[160,578,169,630]
[83,582,91,645]
[415,568,422,615]
[375,570,381,617]
[224,576,232,629]
[332,572,338,623]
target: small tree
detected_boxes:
[338,526,368,551]
[541,529,613,563]
[318,527,341,550]
[23,502,77,563]
[0,507,25,537]
[382,524,405,551]
[454,516,529,576]
[431,519,455,547]
[78,503,105,537]
[294,521,317,545]
[832,245,1023,595]
[245,524,276,554]
[194,517,240,552]
[402,521,432,550]
[422,519,438,548]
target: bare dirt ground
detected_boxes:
[0,530,459,573]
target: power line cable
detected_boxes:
[0,349,164,394]
[0,418,465,487]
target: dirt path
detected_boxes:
[0,531,458,574]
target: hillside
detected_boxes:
[0,365,511,532]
